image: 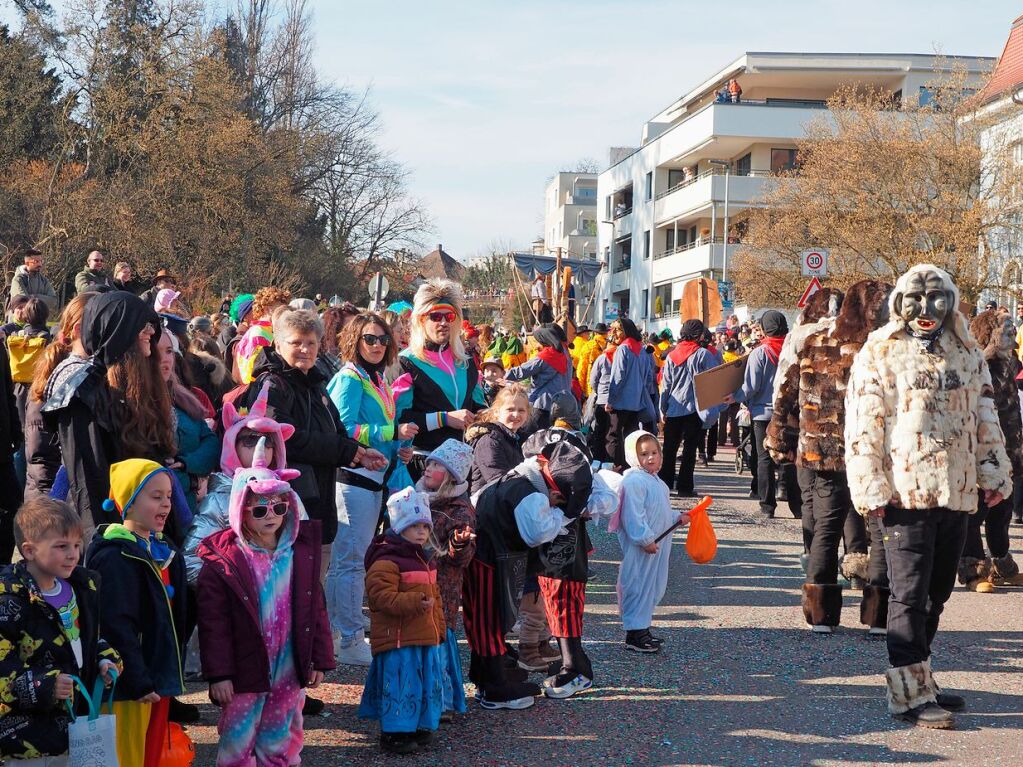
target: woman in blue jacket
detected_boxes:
[326,313,418,666]
[606,318,655,469]
[504,324,573,431]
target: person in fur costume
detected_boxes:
[958,309,1023,592]
[845,264,1011,729]
[766,280,892,635]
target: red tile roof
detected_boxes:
[979,14,1023,104]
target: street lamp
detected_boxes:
[708,159,731,283]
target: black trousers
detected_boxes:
[659,413,703,494]
[881,506,967,668]
[718,403,739,447]
[805,470,852,584]
[844,507,868,554]
[1014,475,1023,521]
[606,409,640,469]
[866,515,889,587]
[588,404,611,463]
[962,495,1013,560]
[0,460,23,564]
[797,467,815,553]
[700,424,718,460]
[750,421,801,517]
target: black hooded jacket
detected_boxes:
[244,348,360,544]
[42,292,161,532]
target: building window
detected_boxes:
[735,153,752,176]
[771,148,799,175]
[643,230,650,259]
[641,288,649,319]
[665,228,675,253]
[645,172,653,201]
[653,283,673,317]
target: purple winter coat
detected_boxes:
[196,519,334,693]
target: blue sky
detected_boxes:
[315,0,1021,261]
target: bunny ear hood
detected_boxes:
[221,380,294,475]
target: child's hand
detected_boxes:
[209,681,234,706]
[451,527,475,546]
[642,542,658,554]
[678,512,692,527]
[54,673,74,701]
[420,596,435,612]
[138,691,161,704]
[98,660,118,686]
[308,671,324,689]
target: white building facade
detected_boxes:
[544,172,599,261]
[595,51,993,331]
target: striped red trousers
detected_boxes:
[462,558,507,657]
[538,575,585,638]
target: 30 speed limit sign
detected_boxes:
[801,249,829,277]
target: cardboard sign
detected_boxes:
[695,353,749,411]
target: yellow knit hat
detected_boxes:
[103,459,170,519]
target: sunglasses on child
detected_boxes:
[246,500,289,519]
[427,311,455,323]
[238,433,270,449]
[361,333,391,347]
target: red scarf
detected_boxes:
[762,335,785,364]
[603,343,619,363]
[669,341,701,367]
[620,337,643,357]
[537,346,568,375]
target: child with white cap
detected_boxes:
[359,488,447,754]
[415,439,475,716]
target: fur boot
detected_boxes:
[840,552,870,585]
[860,584,889,629]
[957,556,995,592]
[885,659,938,714]
[801,583,842,628]
[991,554,1023,586]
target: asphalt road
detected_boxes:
[184,450,1023,766]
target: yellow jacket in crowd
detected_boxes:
[577,332,607,395]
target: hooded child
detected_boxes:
[197,438,333,767]
[415,439,475,715]
[610,431,690,653]
[359,488,447,754]
[503,324,574,430]
[84,459,189,767]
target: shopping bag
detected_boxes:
[67,669,120,767]
[685,498,717,564]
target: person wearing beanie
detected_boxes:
[479,355,505,405]
[360,488,447,754]
[764,281,892,636]
[577,322,609,397]
[504,324,574,430]
[463,441,592,709]
[221,292,253,362]
[197,437,333,766]
[659,319,718,497]
[845,264,1011,728]
[605,318,657,469]
[414,439,474,716]
[85,459,188,767]
[394,279,486,462]
[727,309,798,519]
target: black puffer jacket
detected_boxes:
[466,421,523,498]
[0,563,121,759]
[245,348,361,543]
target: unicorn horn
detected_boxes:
[250,380,271,419]
[253,436,269,469]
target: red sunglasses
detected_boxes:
[427,311,455,323]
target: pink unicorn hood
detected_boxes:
[228,436,306,550]
[221,380,295,476]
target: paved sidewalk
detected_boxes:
[184,451,1023,766]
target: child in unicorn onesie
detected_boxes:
[611,430,690,653]
[196,438,334,766]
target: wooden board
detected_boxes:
[695,353,749,411]
[679,278,723,327]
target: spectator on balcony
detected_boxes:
[728,78,742,103]
[531,275,547,321]
[715,85,729,103]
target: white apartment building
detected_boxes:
[544,172,599,260]
[596,51,994,331]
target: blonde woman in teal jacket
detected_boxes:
[325,313,419,665]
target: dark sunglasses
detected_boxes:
[361,333,391,347]
[247,500,289,519]
[427,311,455,323]
[238,433,269,449]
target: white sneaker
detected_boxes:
[335,634,373,666]
[543,673,593,699]
[810,624,833,635]
[868,627,888,638]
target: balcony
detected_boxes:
[612,205,633,220]
[653,171,776,226]
[651,241,738,283]
[611,267,631,293]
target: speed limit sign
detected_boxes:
[801,249,829,277]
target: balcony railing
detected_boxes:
[654,236,724,260]
[654,168,772,201]
[613,206,633,220]
[613,256,632,273]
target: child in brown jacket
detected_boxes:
[359,487,446,754]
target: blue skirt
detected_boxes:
[441,628,467,713]
[359,645,444,733]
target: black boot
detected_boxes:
[478,655,539,710]
[380,732,418,754]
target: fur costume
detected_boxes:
[801,583,842,627]
[840,551,870,582]
[969,309,1023,477]
[885,659,938,714]
[860,584,889,629]
[844,265,1012,515]
[771,287,843,402]
[766,281,890,470]
[957,555,992,586]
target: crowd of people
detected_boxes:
[0,252,1018,764]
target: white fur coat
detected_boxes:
[844,323,1012,514]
